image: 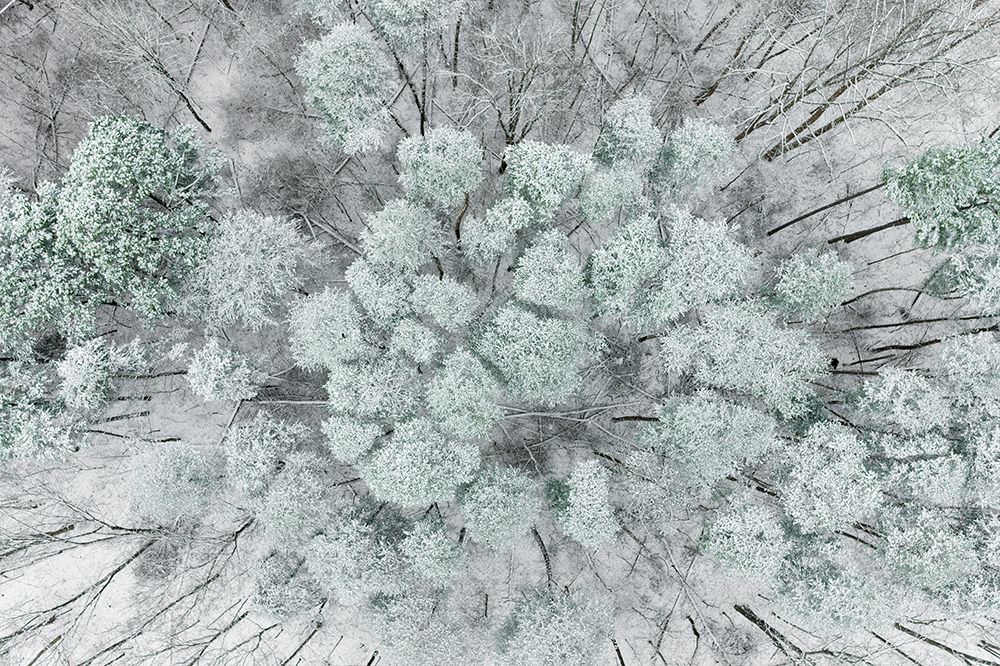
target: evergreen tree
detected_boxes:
[130,442,220,527]
[225,412,308,501]
[654,118,734,201]
[288,288,375,370]
[702,502,791,581]
[410,274,479,331]
[884,139,1000,248]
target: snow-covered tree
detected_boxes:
[298,24,396,154]
[345,259,413,329]
[512,230,586,312]
[1,117,218,350]
[262,452,332,552]
[56,117,218,319]
[551,460,617,549]
[643,391,778,488]
[357,0,461,50]
[56,339,115,414]
[859,367,951,435]
[702,502,791,581]
[587,214,668,319]
[498,591,612,666]
[306,512,410,603]
[461,466,540,549]
[367,594,486,666]
[593,94,661,170]
[0,362,74,460]
[884,139,1000,248]
[130,442,220,526]
[461,197,533,265]
[410,274,479,331]
[654,118,734,201]
[425,349,503,439]
[252,552,321,619]
[389,318,441,364]
[360,418,480,506]
[325,358,421,420]
[503,141,592,219]
[400,517,464,586]
[190,211,312,329]
[322,415,382,464]
[186,338,263,402]
[288,288,375,370]
[661,302,826,417]
[398,127,483,210]
[361,199,443,270]
[780,422,880,533]
[773,249,854,321]
[578,168,647,225]
[226,412,308,501]
[643,206,756,326]
[476,304,597,404]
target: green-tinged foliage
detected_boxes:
[884,139,1000,248]
[410,274,478,331]
[593,94,661,170]
[702,502,791,581]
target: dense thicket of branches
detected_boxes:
[3,0,1000,664]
